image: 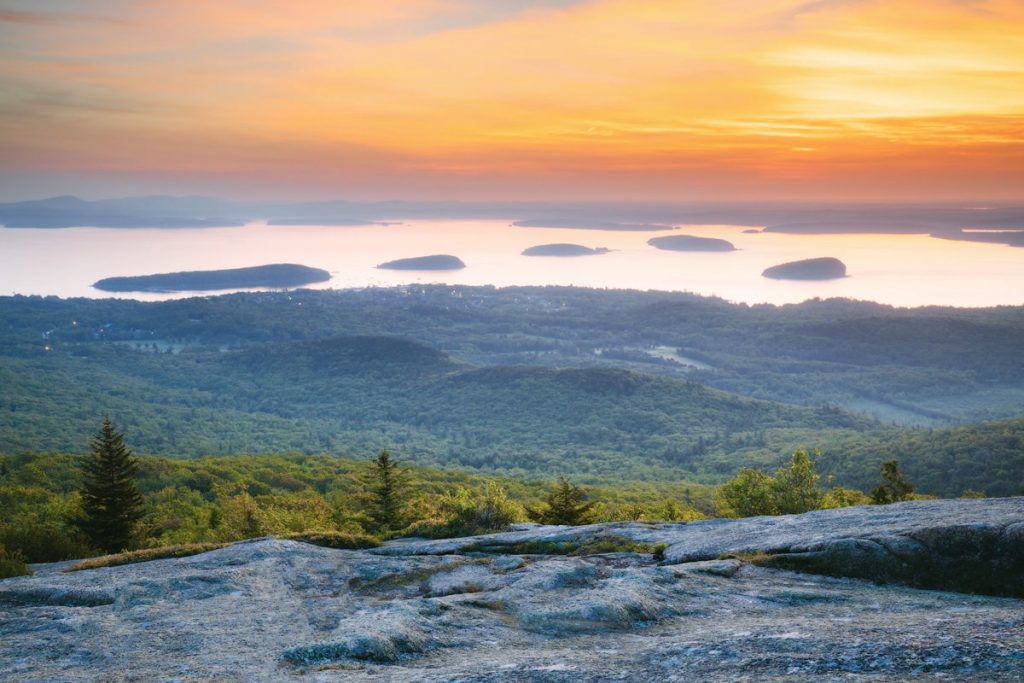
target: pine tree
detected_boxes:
[366,451,407,533]
[527,476,595,526]
[870,460,916,504]
[78,418,145,553]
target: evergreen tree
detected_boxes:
[366,451,407,533]
[78,418,145,553]
[870,460,916,504]
[527,476,595,525]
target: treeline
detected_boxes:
[0,449,712,567]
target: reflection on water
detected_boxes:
[0,220,1021,307]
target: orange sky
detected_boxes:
[1,0,1022,201]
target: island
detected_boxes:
[521,243,610,257]
[742,229,762,234]
[267,218,401,227]
[762,257,847,280]
[514,219,675,231]
[92,263,331,293]
[648,234,736,252]
[377,254,466,270]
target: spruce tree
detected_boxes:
[527,476,595,526]
[870,460,916,504]
[78,418,145,553]
[366,451,407,533]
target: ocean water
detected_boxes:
[1,220,1021,307]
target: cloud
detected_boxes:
[0,0,1022,200]
[0,7,120,25]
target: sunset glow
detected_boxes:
[1,0,1023,200]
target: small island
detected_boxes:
[513,219,675,231]
[742,229,762,234]
[762,257,848,280]
[648,235,736,252]
[267,218,398,226]
[93,263,331,293]
[377,254,466,270]
[521,243,610,257]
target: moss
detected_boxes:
[64,542,229,572]
[280,531,382,550]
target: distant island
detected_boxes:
[514,219,676,231]
[762,257,847,280]
[521,243,610,257]
[742,229,762,234]
[648,235,736,252]
[266,218,400,227]
[377,255,466,270]
[93,264,331,292]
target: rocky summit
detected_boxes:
[2,498,1022,682]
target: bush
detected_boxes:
[0,518,95,563]
[717,449,861,517]
[399,482,525,539]
[652,543,668,562]
[279,531,381,550]
[0,543,32,579]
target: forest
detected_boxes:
[1,286,1022,499]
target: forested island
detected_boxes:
[648,234,736,252]
[521,243,610,257]
[92,263,331,292]
[377,255,466,270]
[513,219,676,231]
[762,257,847,280]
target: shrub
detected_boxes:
[279,531,382,550]
[0,543,32,579]
[716,449,837,517]
[652,543,667,562]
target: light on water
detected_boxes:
[1,220,1021,307]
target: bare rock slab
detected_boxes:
[1,499,1022,681]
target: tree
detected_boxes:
[773,448,825,515]
[77,418,145,553]
[365,451,408,533]
[527,476,595,525]
[716,449,827,517]
[716,467,778,517]
[870,460,916,504]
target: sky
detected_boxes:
[1,0,1022,202]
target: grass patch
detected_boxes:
[279,531,382,550]
[64,542,229,572]
[718,551,776,565]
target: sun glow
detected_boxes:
[1,0,1022,200]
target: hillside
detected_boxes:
[2,286,1023,494]
[0,335,869,481]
